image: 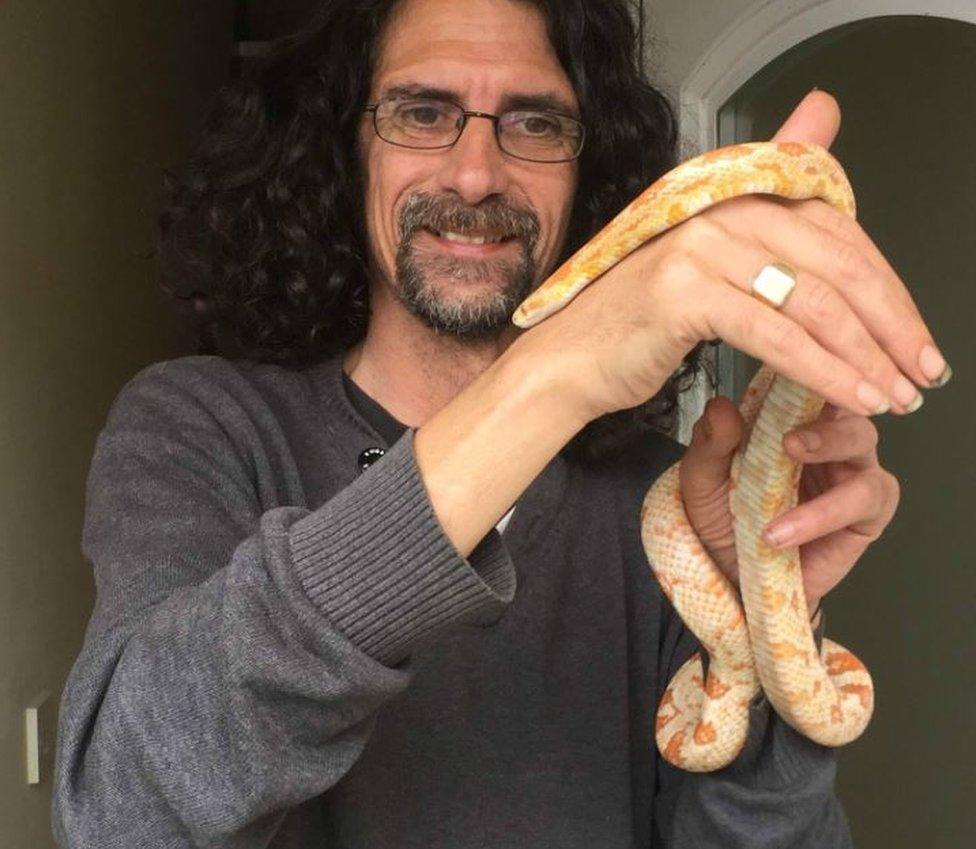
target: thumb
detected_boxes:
[771,88,842,148]
[679,397,744,576]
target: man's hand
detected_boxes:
[680,395,901,619]
[680,90,902,620]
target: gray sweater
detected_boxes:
[51,352,852,848]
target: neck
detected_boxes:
[342,282,521,427]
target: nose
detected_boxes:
[434,114,512,205]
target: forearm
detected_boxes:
[414,336,589,556]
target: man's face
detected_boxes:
[359,0,579,340]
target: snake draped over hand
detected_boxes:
[512,141,875,772]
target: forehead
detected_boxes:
[372,0,577,110]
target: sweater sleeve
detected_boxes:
[51,363,517,848]
[652,603,854,848]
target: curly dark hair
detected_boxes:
[155,0,714,461]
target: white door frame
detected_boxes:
[673,0,975,442]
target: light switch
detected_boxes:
[25,690,54,786]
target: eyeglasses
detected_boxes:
[363,98,585,163]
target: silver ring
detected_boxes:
[750,261,798,310]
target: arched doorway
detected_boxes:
[677,8,974,846]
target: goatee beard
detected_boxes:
[392,193,541,341]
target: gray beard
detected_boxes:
[393,232,538,341]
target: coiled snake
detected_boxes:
[511,141,874,772]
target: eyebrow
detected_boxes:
[377,82,580,119]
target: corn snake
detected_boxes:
[511,141,874,772]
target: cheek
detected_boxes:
[540,169,578,258]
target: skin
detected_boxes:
[349,0,933,622]
[346,0,578,424]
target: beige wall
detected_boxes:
[0,2,234,845]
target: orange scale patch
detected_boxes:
[656,690,679,731]
[694,721,717,745]
[770,640,803,660]
[761,587,787,613]
[840,682,872,710]
[663,729,686,766]
[705,671,731,699]
[777,141,808,157]
[712,144,754,161]
[826,650,866,676]
[667,202,689,225]
[755,161,786,176]
[784,689,813,706]
[703,574,728,596]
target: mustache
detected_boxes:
[398,192,540,245]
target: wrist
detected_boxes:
[415,342,586,557]
[507,327,616,427]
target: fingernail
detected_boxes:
[891,374,923,413]
[856,381,890,415]
[919,345,951,387]
[764,521,795,548]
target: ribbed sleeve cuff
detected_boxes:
[288,429,517,667]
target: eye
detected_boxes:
[509,112,563,138]
[396,101,455,129]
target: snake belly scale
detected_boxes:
[511,141,875,772]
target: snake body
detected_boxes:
[511,141,874,772]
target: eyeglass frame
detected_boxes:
[362,98,586,164]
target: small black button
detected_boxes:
[357,447,386,472]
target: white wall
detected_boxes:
[643,0,755,104]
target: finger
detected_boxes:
[782,414,880,471]
[679,398,741,573]
[701,277,894,417]
[796,530,870,603]
[762,468,899,550]
[732,197,945,399]
[771,89,842,148]
[686,210,916,414]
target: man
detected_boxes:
[53,0,947,846]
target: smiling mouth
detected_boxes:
[430,227,517,243]
[417,228,520,257]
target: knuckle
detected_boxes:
[765,315,800,356]
[671,215,723,255]
[833,237,874,280]
[882,469,901,508]
[850,416,879,451]
[857,472,894,525]
[801,279,840,326]
[655,251,702,294]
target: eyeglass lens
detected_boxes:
[372,99,583,162]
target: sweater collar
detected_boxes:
[308,349,568,557]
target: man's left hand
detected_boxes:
[679,394,901,618]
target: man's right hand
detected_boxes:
[513,89,946,424]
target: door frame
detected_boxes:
[678,0,976,157]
